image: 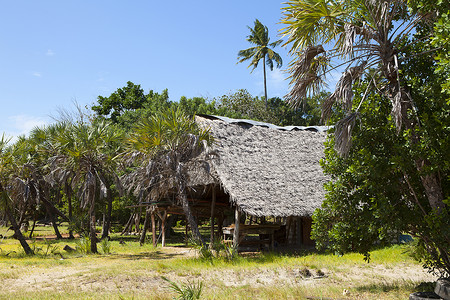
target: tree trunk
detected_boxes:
[65,181,74,239]
[4,204,33,255]
[179,188,204,246]
[88,191,97,253]
[43,200,63,239]
[0,184,33,255]
[263,55,268,108]
[29,213,37,239]
[151,211,157,247]
[140,208,151,245]
[99,174,112,239]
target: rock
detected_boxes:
[435,278,450,300]
[63,245,76,252]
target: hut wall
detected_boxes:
[301,217,315,246]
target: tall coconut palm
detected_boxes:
[123,108,214,246]
[238,19,283,107]
[50,121,123,253]
[280,0,444,211]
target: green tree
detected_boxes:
[216,89,270,121]
[237,19,283,107]
[281,0,449,274]
[178,96,218,117]
[123,108,214,245]
[281,0,446,220]
[92,81,148,123]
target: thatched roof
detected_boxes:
[196,115,329,218]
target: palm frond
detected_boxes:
[285,45,327,108]
[334,112,359,157]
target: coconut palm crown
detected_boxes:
[238,19,283,107]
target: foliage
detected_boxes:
[91,81,148,123]
[189,236,238,262]
[100,238,112,254]
[178,96,218,117]
[123,108,214,245]
[408,0,450,93]
[282,0,450,275]
[161,276,203,300]
[215,89,325,126]
[75,235,92,254]
[313,57,450,276]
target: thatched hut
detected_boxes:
[146,115,329,249]
[192,115,329,248]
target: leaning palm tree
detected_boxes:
[122,108,214,246]
[238,19,283,107]
[0,135,33,255]
[280,0,444,211]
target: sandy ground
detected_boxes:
[1,247,438,299]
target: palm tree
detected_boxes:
[123,108,214,246]
[238,19,283,107]
[50,121,123,253]
[280,0,444,211]
[0,135,33,255]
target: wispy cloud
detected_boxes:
[6,115,49,140]
[33,71,42,77]
[46,49,55,56]
[252,68,289,98]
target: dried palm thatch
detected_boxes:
[195,116,329,218]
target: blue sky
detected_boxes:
[0,1,332,139]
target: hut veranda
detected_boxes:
[138,115,329,250]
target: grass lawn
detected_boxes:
[0,226,437,299]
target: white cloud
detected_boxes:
[33,71,42,77]
[6,115,49,140]
[252,68,289,98]
[267,68,289,96]
[46,49,55,56]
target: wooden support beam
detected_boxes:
[233,207,241,248]
[151,211,156,247]
[161,210,167,247]
[210,186,216,247]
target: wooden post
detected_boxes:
[296,217,302,245]
[217,213,224,240]
[233,207,241,248]
[210,186,216,247]
[185,218,189,246]
[161,210,167,247]
[151,211,156,247]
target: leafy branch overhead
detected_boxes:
[281,0,438,154]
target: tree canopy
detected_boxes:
[280,0,449,275]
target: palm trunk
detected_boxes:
[43,199,63,239]
[263,56,268,108]
[140,208,151,245]
[0,183,33,255]
[88,188,98,253]
[179,182,204,246]
[65,181,74,239]
[5,204,33,255]
[98,172,112,239]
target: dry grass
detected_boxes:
[0,229,437,300]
